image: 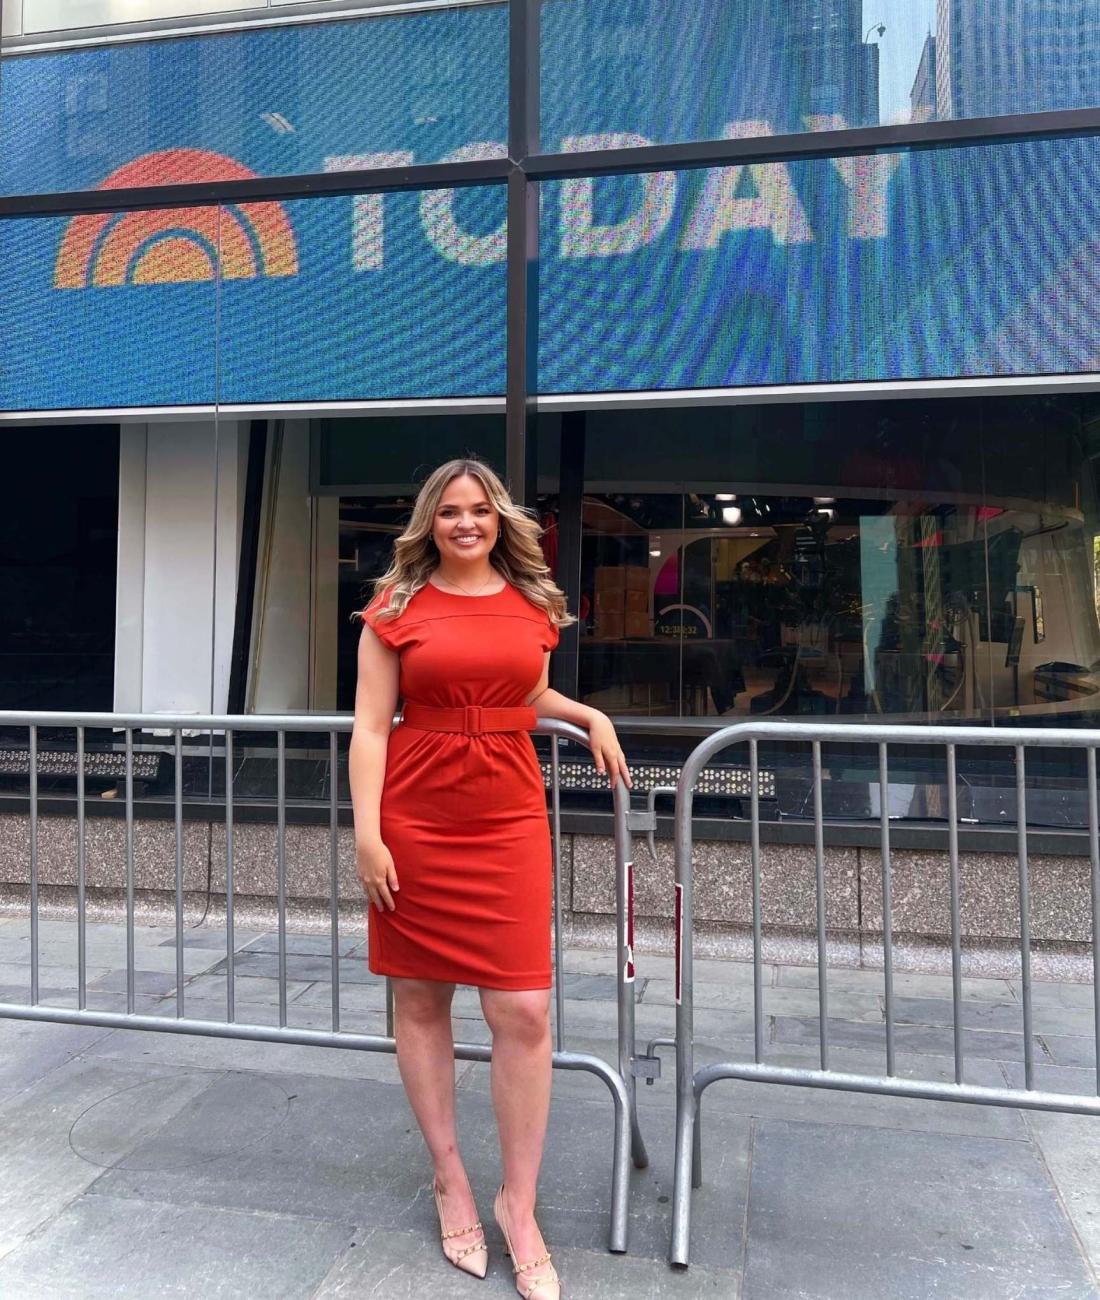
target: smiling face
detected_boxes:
[432,473,499,566]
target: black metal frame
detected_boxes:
[4,0,1100,502]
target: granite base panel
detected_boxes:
[0,818,1093,952]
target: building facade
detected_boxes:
[935,0,1100,120]
[2,0,1100,843]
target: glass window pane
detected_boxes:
[0,183,505,411]
[21,0,265,32]
[1,204,218,409]
[569,395,1100,735]
[218,184,506,403]
[538,136,1100,392]
[0,7,506,195]
[0,425,119,708]
[542,0,1100,150]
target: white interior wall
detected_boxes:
[114,421,244,715]
[250,420,339,712]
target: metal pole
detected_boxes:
[613,778,648,1171]
[1016,745,1034,1089]
[76,725,86,1011]
[124,727,135,1015]
[1090,746,1100,1098]
[28,724,38,1006]
[277,729,287,1028]
[505,0,540,506]
[812,740,829,1071]
[225,728,236,1023]
[946,743,964,1084]
[330,730,341,1034]
[878,742,896,1076]
[750,739,764,1063]
[551,735,565,1051]
[670,759,698,1267]
[174,730,184,1017]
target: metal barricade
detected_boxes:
[0,711,649,1254]
[669,720,1100,1268]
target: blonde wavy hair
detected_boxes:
[364,458,574,627]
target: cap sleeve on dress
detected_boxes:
[362,592,404,651]
[543,613,561,652]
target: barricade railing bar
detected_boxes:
[0,709,650,1255]
[668,719,1100,1268]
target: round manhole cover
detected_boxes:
[69,1073,291,1171]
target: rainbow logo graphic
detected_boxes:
[54,149,299,289]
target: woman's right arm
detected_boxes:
[348,620,401,912]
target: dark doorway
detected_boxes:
[0,426,119,709]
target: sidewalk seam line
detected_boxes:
[735,1115,756,1299]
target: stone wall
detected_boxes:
[0,814,1093,967]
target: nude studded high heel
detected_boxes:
[494,1184,561,1300]
[433,1179,489,1280]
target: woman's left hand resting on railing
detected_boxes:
[525,656,632,790]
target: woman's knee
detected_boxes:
[481,988,551,1045]
[393,978,454,1026]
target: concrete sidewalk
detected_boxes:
[0,913,1098,1299]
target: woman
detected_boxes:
[349,458,630,1299]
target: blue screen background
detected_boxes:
[1,1,1098,409]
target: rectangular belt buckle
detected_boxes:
[463,704,482,734]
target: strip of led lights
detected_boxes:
[537,759,776,798]
[0,749,161,778]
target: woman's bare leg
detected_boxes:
[391,977,482,1250]
[479,987,553,1270]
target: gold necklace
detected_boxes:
[434,569,498,597]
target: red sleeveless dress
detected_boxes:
[362,581,559,990]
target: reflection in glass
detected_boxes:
[573,490,1100,726]
[560,393,1100,728]
[542,0,1100,149]
[0,6,507,195]
[0,204,221,409]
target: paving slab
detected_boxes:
[0,959,113,992]
[0,987,169,1018]
[1000,1059,1097,1096]
[0,1053,218,1259]
[0,935,228,977]
[85,1066,749,1269]
[1009,980,1100,1012]
[85,1016,407,1084]
[1040,1034,1098,1070]
[293,978,389,1013]
[3,918,1098,1299]
[85,968,184,998]
[238,931,367,958]
[1017,1101,1100,1279]
[0,1192,354,1299]
[773,1013,1050,1065]
[893,993,1099,1040]
[179,973,316,1007]
[144,994,350,1034]
[643,978,885,1025]
[312,1226,736,1298]
[205,949,383,985]
[156,925,268,950]
[739,1117,1098,1299]
[0,1016,114,1106]
[776,964,1016,1002]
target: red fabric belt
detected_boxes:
[401,701,537,735]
